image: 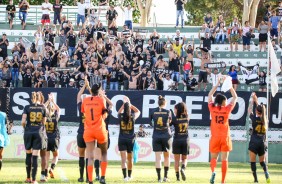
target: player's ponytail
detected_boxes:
[258,103,268,130]
[122,102,131,124]
[38,91,45,105]
[158,95,166,107]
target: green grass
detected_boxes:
[0,159,282,183]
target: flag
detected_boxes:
[268,39,281,97]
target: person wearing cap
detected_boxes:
[175,0,187,28]
[159,72,175,91]
[41,0,52,27]
[67,78,76,88]
[106,5,118,28]
[121,3,136,30]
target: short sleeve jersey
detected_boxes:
[45,112,60,138]
[150,108,172,139]
[118,113,135,139]
[208,102,234,137]
[81,96,106,130]
[250,105,266,141]
[171,115,189,140]
[23,104,46,132]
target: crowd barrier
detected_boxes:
[2,88,281,128]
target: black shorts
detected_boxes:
[198,71,208,83]
[77,133,86,148]
[85,9,88,18]
[152,137,172,152]
[118,138,134,153]
[259,33,267,42]
[24,131,47,150]
[248,139,266,156]
[173,139,190,155]
[47,137,60,152]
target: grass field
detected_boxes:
[0,159,281,183]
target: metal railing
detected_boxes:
[0,5,108,25]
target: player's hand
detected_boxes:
[48,93,54,101]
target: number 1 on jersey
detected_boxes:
[90,108,94,121]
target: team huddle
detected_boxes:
[0,77,269,184]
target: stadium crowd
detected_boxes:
[0,0,281,93]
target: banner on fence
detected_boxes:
[7,88,282,128]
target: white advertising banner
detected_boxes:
[59,136,209,162]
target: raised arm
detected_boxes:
[229,87,238,108]
[131,105,140,119]
[208,79,220,103]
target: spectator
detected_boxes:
[215,15,226,28]
[143,70,156,90]
[21,68,32,87]
[175,0,187,28]
[146,81,156,90]
[106,5,118,28]
[53,0,63,32]
[204,13,213,26]
[34,26,44,55]
[229,17,241,52]
[1,61,11,87]
[10,55,20,87]
[84,0,92,24]
[195,48,210,91]
[122,70,142,90]
[215,22,226,44]
[269,10,280,40]
[109,63,119,90]
[264,5,272,22]
[184,39,194,73]
[18,0,29,30]
[6,0,16,30]
[0,34,9,61]
[209,22,216,44]
[182,58,192,82]
[137,125,148,137]
[67,28,77,57]
[33,70,45,88]
[89,69,102,87]
[208,67,226,92]
[89,9,98,26]
[227,65,240,91]
[159,73,175,91]
[258,71,267,92]
[46,71,58,87]
[169,52,181,90]
[121,3,135,30]
[258,20,269,52]
[41,0,52,27]
[75,0,86,29]
[66,77,75,88]
[201,32,212,51]
[184,72,198,91]
[242,21,254,51]
[97,0,109,17]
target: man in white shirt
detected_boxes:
[41,0,52,26]
[159,73,175,91]
[208,67,226,91]
[122,4,135,30]
[75,0,86,28]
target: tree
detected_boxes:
[136,0,153,27]
[239,0,261,27]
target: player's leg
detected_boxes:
[40,150,47,182]
[85,141,95,184]
[155,152,162,182]
[24,133,32,182]
[49,150,59,178]
[220,152,229,184]
[249,151,258,183]
[174,154,180,181]
[94,147,101,181]
[163,151,170,182]
[209,152,219,184]
[180,154,187,181]
[45,151,51,178]
[127,139,134,180]
[120,151,127,180]
[0,147,3,171]
[77,133,87,182]
[259,150,270,183]
[98,142,108,184]
[32,149,40,183]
